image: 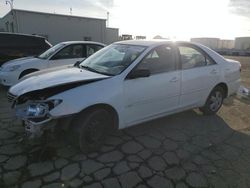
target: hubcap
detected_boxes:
[209,91,223,111]
[85,116,105,144]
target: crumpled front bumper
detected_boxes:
[23,118,57,139]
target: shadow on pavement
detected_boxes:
[1,85,250,187]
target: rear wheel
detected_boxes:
[70,109,113,153]
[200,86,225,115]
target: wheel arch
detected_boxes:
[78,103,119,130]
[19,68,39,79]
[214,82,228,98]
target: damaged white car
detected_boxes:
[8,40,241,152]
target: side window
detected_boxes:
[86,45,103,57]
[179,46,207,70]
[72,45,83,58]
[52,44,83,60]
[136,45,176,74]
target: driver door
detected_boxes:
[48,44,86,68]
[123,45,181,126]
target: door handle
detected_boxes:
[210,69,218,74]
[170,77,179,82]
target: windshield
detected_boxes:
[80,44,146,76]
[38,43,65,59]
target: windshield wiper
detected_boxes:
[81,65,114,76]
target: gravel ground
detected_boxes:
[0,56,250,188]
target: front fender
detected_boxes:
[48,76,124,124]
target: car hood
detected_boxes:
[1,57,43,68]
[21,64,73,80]
[9,67,110,96]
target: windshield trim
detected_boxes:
[38,43,66,60]
[80,65,114,76]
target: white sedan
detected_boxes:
[0,41,105,86]
[8,40,241,152]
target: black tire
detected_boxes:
[70,109,113,153]
[200,86,225,115]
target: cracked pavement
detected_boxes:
[0,86,250,188]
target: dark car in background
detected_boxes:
[0,32,52,65]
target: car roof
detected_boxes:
[113,40,224,62]
[114,40,173,46]
[0,32,46,39]
[114,40,202,47]
[60,41,106,46]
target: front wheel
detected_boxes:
[200,86,225,115]
[71,109,113,153]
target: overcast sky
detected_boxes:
[1,0,250,40]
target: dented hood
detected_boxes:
[9,67,110,96]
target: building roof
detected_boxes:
[2,9,106,21]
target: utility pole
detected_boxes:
[107,11,110,27]
[6,0,18,32]
[5,0,13,10]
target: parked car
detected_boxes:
[8,40,241,152]
[0,41,105,86]
[0,32,52,66]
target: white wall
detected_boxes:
[191,38,220,49]
[0,19,4,31]
[235,37,250,50]
[15,10,106,45]
[218,40,234,49]
[1,10,119,45]
[1,12,15,32]
[105,27,119,44]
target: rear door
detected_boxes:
[177,44,220,108]
[123,44,181,125]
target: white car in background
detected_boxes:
[8,40,241,152]
[0,41,105,86]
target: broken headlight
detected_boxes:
[26,103,48,117]
[16,99,62,119]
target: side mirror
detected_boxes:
[127,69,150,79]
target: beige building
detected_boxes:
[136,36,146,40]
[218,40,234,49]
[0,9,119,45]
[120,34,133,41]
[235,37,250,50]
[190,38,220,49]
